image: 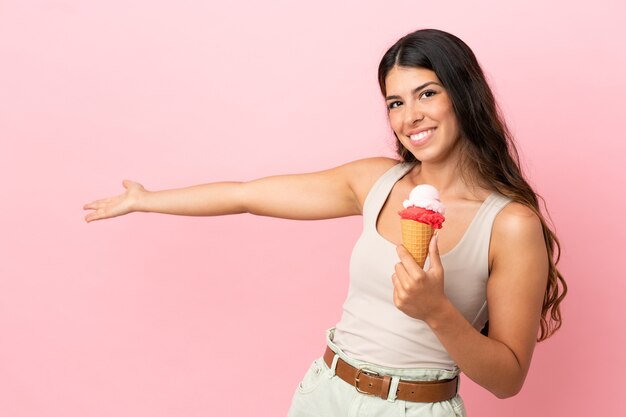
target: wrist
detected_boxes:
[130,189,150,213]
[425,297,454,331]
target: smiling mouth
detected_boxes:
[409,129,434,144]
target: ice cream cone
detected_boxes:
[400,219,434,268]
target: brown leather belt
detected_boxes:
[323,347,458,402]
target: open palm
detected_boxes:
[83,180,146,222]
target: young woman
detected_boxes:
[83,29,566,416]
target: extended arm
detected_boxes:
[83,157,397,222]
[393,203,548,398]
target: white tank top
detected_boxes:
[333,162,512,369]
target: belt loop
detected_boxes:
[386,376,400,402]
[328,354,339,378]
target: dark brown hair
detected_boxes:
[378,29,566,341]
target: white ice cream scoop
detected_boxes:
[402,184,445,214]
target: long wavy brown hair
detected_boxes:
[378,29,567,341]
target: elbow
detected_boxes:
[493,379,524,399]
[494,388,520,400]
[491,346,529,399]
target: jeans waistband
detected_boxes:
[325,328,459,382]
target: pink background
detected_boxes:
[1,1,624,416]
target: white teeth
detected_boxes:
[410,129,432,141]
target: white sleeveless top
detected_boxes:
[333,162,512,369]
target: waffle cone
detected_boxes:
[400,219,434,268]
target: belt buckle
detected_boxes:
[354,367,379,395]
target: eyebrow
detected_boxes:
[385,81,442,101]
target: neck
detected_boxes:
[408,155,485,201]
[412,162,463,194]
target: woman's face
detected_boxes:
[385,66,462,164]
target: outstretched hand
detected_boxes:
[392,232,448,322]
[83,180,146,223]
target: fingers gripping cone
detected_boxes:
[400,219,434,268]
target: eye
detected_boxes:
[387,100,402,110]
[419,90,437,99]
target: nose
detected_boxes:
[404,102,424,126]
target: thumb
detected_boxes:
[122,179,143,192]
[427,231,442,271]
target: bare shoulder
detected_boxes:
[490,201,547,271]
[341,157,401,209]
[493,202,543,238]
[342,157,400,181]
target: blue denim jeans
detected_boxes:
[287,329,466,417]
